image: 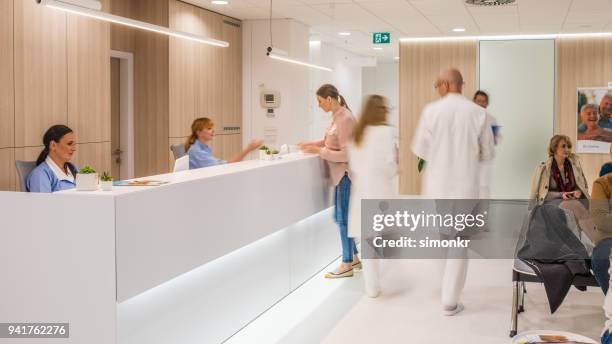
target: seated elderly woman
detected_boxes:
[590,145,612,294]
[577,104,612,142]
[529,135,599,248]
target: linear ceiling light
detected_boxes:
[267,47,333,72]
[400,32,612,42]
[36,0,230,48]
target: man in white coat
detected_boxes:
[411,69,495,315]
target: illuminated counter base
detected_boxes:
[0,154,339,344]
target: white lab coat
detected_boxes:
[479,111,498,199]
[411,93,496,308]
[348,125,398,238]
[411,93,495,199]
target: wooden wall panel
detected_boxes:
[67,0,111,144]
[218,134,242,161]
[72,142,112,176]
[222,19,242,132]
[0,0,14,149]
[0,148,16,192]
[14,0,67,148]
[557,37,612,188]
[399,41,478,195]
[198,9,223,127]
[113,0,169,178]
[169,0,201,138]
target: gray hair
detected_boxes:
[581,103,599,113]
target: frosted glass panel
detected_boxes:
[479,40,555,199]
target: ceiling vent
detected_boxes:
[465,0,516,6]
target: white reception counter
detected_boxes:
[0,153,339,344]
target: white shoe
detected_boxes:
[443,303,464,316]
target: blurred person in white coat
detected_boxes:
[348,95,398,298]
[411,69,495,315]
[473,90,500,199]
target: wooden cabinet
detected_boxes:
[0,148,16,191]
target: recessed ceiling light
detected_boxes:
[373,47,383,50]
[338,32,351,36]
[453,28,466,32]
[211,0,229,5]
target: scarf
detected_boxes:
[551,158,575,192]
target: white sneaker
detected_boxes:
[442,303,464,316]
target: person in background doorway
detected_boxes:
[185,117,262,170]
[473,90,499,199]
[412,68,495,315]
[348,95,398,297]
[27,125,79,193]
[299,84,360,279]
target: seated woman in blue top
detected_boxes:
[185,117,263,170]
[27,125,78,193]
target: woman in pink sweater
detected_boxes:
[300,84,360,278]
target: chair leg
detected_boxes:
[518,281,526,313]
[510,280,519,337]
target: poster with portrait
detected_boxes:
[576,87,612,153]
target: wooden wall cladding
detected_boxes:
[398,40,478,195]
[14,0,68,148]
[557,37,612,188]
[0,0,14,150]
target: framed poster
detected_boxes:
[576,88,612,153]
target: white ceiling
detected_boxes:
[182,0,612,62]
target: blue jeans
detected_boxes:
[592,238,612,294]
[602,330,612,344]
[334,174,357,263]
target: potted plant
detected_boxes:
[259,145,270,160]
[100,172,113,191]
[76,166,99,191]
[270,149,280,160]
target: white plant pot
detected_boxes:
[100,180,113,191]
[259,150,268,160]
[76,173,99,191]
[263,154,273,161]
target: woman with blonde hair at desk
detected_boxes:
[347,95,398,297]
[185,117,262,170]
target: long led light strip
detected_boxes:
[400,32,612,42]
[37,0,230,48]
[266,47,333,72]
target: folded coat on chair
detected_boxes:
[516,204,590,313]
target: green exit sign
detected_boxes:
[373,32,391,44]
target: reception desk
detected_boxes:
[0,154,339,344]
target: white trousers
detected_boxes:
[441,246,469,308]
[362,259,381,297]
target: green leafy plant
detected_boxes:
[100,172,113,182]
[79,166,97,174]
[417,158,426,173]
[259,145,269,151]
[271,149,279,155]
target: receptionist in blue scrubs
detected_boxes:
[185,117,263,170]
[27,125,79,193]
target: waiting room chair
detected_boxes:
[15,160,36,192]
[510,259,599,337]
[173,155,189,172]
[170,144,186,160]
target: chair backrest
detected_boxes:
[173,155,189,172]
[170,144,186,160]
[15,160,36,192]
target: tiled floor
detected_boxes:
[227,258,605,344]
